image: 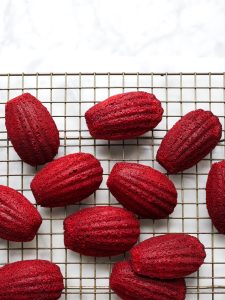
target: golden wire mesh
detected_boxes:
[0,72,225,300]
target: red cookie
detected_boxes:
[64,206,140,257]
[0,260,64,300]
[110,261,186,300]
[206,161,225,234]
[5,93,59,166]
[85,91,163,140]
[130,233,206,279]
[107,162,177,218]
[156,109,222,173]
[0,185,42,242]
[31,153,103,207]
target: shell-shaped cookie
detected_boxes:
[31,153,103,207]
[206,161,225,234]
[156,109,222,173]
[0,260,64,300]
[85,91,163,140]
[130,233,206,279]
[5,93,59,166]
[64,206,140,257]
[107,162,177,218]
[0,185,42,242]
[110,261,186,300]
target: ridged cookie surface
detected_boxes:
[156,109,222,173]
[31,153,103,207]
[107,162,177,218]
[110,261,186,300]
[206,161,225,234]
[0,185,42,242]
[130,233,206,279]
[5,93,59,166]
[64,206,140,256]
[85,91,163,140]
[0,260,64,300]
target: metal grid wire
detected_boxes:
[0,72,225,299]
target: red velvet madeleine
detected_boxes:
[206,161,225,234]
[85,91,163,140]
[0,185,42,242]
[0,260,64,300]
[130,234,206,279]
[5,93,59,166]
[107,162,177,218]
[64,206,140,256]
[156,109,222,174]
[110,261,186,300]
[31,153,103,207]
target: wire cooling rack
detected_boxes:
[0,72,225,300]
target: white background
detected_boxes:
[0,0,225,72]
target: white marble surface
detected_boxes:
[0,0,225,72]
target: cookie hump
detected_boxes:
[5,93,59,166]
[85,91,163,140]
